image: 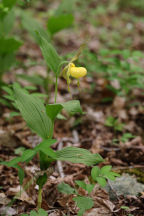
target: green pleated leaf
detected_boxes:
[16,165,25,185]
[62,100,83,115]
[0,53,15,74]
[46,100,83,121]
[35,139,57,158]
[0,10,15,36]
[3,0,17,9]
[36,32,61,75]
[56,113,66,120]
[56,147,103,166]
[22,12,50,44]
[47,14,74,35]
[46,104,63,121]
[17,74,44,86]
[0,37,22,54]
[13,86,53,139]
[0,156,21,167]
[20,149,36,163]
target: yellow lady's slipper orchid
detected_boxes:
[69,66,87,78]
[62,62,87,91]
[62,43,87,91]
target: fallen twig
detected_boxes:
[57,141,65,178]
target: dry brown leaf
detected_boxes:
[0,130,19,148]
[113,96,126,110]
[0,206,17,216]
[84,197,115,216]
[0,193,10,205]
[8,186,35,205]
[84,208,112,216]
[87,108,105,123]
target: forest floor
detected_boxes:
[0,0,144,215]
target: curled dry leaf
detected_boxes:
[87,108,105,123]
[8,186,35,205]
[84,198,115,216]
[0,130,19,148]
[0,193,10,205]
[0,206,17,216]
[113,96,126,110]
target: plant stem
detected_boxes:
[45,67,50,103]
[37,187,42,209]
[54,61,69,104]
[54,76,58,104]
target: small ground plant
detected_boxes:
[120,133,135,143]
[79,48,144,98]
[21,208,48,216]
[105,116,124,132]
[58,165,119,216]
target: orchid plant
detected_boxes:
[1,33,119,216]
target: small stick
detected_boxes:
[72,130,79,143]
[57,141,65,178]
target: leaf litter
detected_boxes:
[1,0,144,215]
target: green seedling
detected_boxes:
[58,182,94,216]
[120,205,134,216]
[91,165,120,187]
[112,133,135,145]
[105,116,124,132]
[58,165,119,215]
[121,206,130,210]
[112,138,119,145]
[21,208,48,216]
[120,133,135,143]
[75,180,95,194]
[78,48,144,97]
